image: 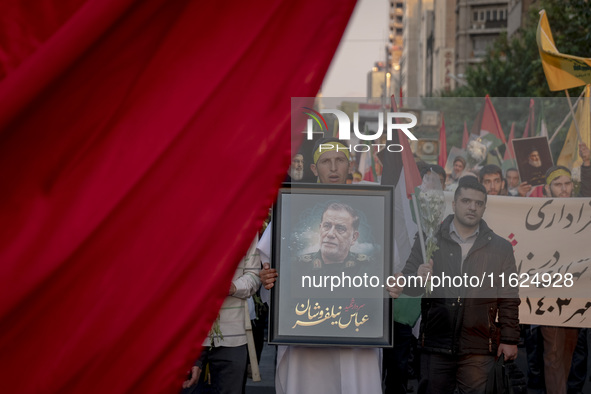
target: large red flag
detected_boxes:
[471,95,506,144]
[0,1,356,392]
[504,122,516,160]
[438,113,447,168]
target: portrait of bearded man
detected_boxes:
[513,138,553,187]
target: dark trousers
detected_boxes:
[568,328,589,394]
[541,326,579,394]
[524,324,545,389]
[418,352,494,394]
[185,345,247,394]
[383,322,414,393]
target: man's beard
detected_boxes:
[291,169,304,181]
[529,159,542,168]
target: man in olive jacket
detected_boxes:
[401,179,520,394]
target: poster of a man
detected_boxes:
[286,153,304,182]
[296,202,370,275]
[270,184,393,345]
[512,136,553,186]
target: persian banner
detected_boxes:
[444,193,591,328]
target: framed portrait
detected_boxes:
[512,136,553,186]
[269,183,394,347]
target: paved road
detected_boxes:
[246,341,591,394]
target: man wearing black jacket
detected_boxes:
[399,179,520,394]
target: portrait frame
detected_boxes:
[512,136,553,186]
[269,183,394,347]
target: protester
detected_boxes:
[183,238,261,393]
[447,156,466,186]
[536,161,591,394]
[567,328,589,394]
[479,164,506,195]
[396,178,520,394]
[578,142,591,197]
[258,138,398,394]
[419,163,446,190]
[505,168,520,196]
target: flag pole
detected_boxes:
[549,88,585,144]
[565,89,583,143]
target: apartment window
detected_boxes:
[486,10,491,21]
[499,10,505,20]
[474,12,478,21]
[396,2,403,9]
[396,15,403,23]
[473,36,496,52]
[479,11,484,21]
[493,10,497,20]
[396,28,403,35]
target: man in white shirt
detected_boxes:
[259,138,401,394]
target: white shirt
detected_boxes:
[257,225,382,394]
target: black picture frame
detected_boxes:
[512,136,553,187]
[269,183,394,347]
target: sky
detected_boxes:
[320,0,390,98]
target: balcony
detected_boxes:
[485,19,507,29]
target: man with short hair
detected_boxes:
[258,138,385,394]
[479,164,505,195]
[504,167,534,197]
[505,168,520,196]
[295,202,372,277]
[419,164,446,190]
[397,178,520,394]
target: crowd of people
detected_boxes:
[182,138,591,394]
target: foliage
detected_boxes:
[442,0,591,98]
[433,0,591,159]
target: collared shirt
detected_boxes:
[449,220,479,271]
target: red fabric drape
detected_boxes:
[0,1,356,392]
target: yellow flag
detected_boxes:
[557,85,590,169]
[537,10,591,91]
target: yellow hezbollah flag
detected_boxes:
[557,85,590,169]
[537,10,591,91]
